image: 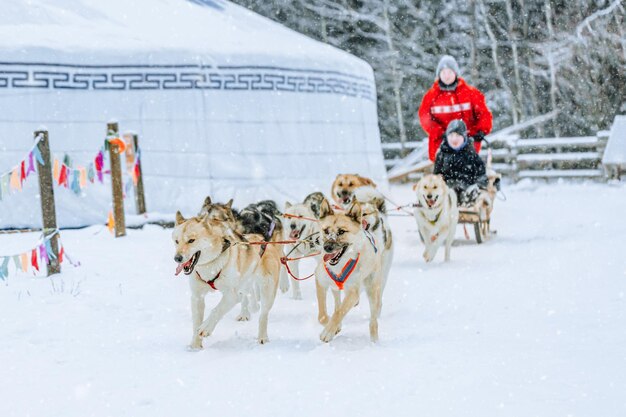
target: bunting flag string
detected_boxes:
[0,230,80,281]
[0,135,44,202]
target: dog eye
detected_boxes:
[338,229,345,235]
[175,240,179,244]
[338,182,343,187]
[348,182,353,187]
[323,228,330,235]
[188,239,195,244]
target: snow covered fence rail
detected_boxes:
[386,130,611,182]
[489,131,610,181]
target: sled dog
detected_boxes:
[331,174,376,208]
[173,211,281,348]
[413,174,459,262]
[282,192,324,299]
[353,186,394,293]
[315,199,383,342]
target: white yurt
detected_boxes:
[0,0,385,228]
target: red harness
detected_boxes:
[196,270,221,290]
[323,253,360,290]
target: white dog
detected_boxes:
[413,174,459,262]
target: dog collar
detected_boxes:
[420,209,442,225]
[196,270,221,290]
[324,253,360,290]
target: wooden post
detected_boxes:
[107,122,126,237]
[123,133,147,215]
[34,130,61,275]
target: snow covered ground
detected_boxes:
[1,181,625,417]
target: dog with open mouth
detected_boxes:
[281,192,324,300]
[412,174,459,262]
[353,186,394,295]
[314,198,383,343]
[172,211,281,348]
[331,174,376,209]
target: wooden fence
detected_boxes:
[384,131,611,182]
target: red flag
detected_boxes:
[20,160,26,184]
[31,249,39,272]
[59,246,64,264]
[59,165,68,187]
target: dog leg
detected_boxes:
[279,264,290,294]
[237,292,251,322]
[316,278,329,325]
[189,277,210,350]
[365,280,382,342]
[320,287,360,343]
[290,261,303,300]
[197,290,239,339]
[257,274,279,344]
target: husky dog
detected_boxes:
[173,212,281,348]
[413,174,459,262]
[315,199,383,343]
[282,192,324,299]
[331,174,377,208]
[353,186,394,293]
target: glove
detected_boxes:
[473,131,486,143]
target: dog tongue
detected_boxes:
[175,258,192,276]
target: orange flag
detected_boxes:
[107,211,115,234]
[53,159,60,183]
[9,168,21,191]
[20,253,29,272]
[79,167,87,188]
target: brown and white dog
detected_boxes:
[412,174,459,262]
[172,211,281,348]
[315,199,383,343]
[331,174,376,209]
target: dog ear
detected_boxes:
[319,198,334,219]
[225,199,233,209]
[346,201,362,223]
[359,176,376,187]
[284,201,292,209]
[175,211,186,225]
[203,196,211,207]
[412,183,418,191]
[375,197,386,214]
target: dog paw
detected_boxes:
[236,313,250,322]
[258,336,270,344]
[279,279,290,294]
[423,252,433,263]
[187,343,203,351]
[197,324,212,338]
[320,325,339,343]
[292,291,303,300]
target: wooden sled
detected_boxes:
[458,169,501,244]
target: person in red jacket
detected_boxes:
[418,55,493,162]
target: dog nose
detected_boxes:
[426,194,433,199]
[340,190,349,196]
[174,254,183,263]
[323,243,335,253]
[290,223,296,230]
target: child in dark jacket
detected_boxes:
[434,119,488,205]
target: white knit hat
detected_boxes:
[436,55,460,77]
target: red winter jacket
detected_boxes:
[418,78,493,161]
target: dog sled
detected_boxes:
[458,164,501,244]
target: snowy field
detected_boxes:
[1,182,625,417]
